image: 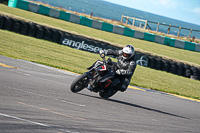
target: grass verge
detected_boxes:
[0,29,200,100]
[0,4,200,66]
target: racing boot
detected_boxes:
[87,84,93,91]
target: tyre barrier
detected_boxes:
[154,58,162,70]
[190,67,200,80]
[0,0,8,4]
[176,63,184,76]
[35,25,44,39]
[27,22,37,37]
[147,56,156,69]
[20,21,29,35]
[4,16,14,31]
[191,66,198,76]
[169,61,177,74]
[0,15,200,81]
[43,27,53,41]
[52,29,63,43]
[182,65,191,78]
[190,75,200,80]
[0,15,6,29]
[161,60,170,72]
[12,19,21,33]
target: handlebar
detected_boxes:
[99,53,117,71]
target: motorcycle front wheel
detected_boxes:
[70,73,89,93]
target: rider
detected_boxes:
[88,44,137,92]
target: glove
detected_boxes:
[99,50,105,58]
[116,69,126,75]
[99,50,104,55]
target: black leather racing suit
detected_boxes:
[104,49,137,91]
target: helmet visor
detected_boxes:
[123,53,131,58]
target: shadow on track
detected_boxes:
[77,93,189,120]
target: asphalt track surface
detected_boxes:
[0,55,200,133]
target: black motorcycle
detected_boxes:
[70,53,120,99]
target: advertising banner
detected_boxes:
[61,32,149,67]
[61,33,120,53]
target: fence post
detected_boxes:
[167,25,171,34]
[121,14,124,22]
[177,27,181,37]
[156,23,159,32]
[125,16,128,24]
[189,29,192,37]
[132,18,136,26]
[139,23,142,28]
[144,20,148,29]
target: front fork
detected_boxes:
[85,69,97,88]
[85,69,106,92]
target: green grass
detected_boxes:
[0,29,200,100]
[0,4,200,66]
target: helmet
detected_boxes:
[122,45,135,60]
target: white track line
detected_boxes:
[0,113,49,127]
[0,113,80,133]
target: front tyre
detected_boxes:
[70,73,89,93]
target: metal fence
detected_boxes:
[121,14,200,38]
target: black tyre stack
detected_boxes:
[0,15,64,44]
[134,51,141,62]
[161,60,170,72]
[20,21,30,35]
[182,65,192,78]
[0,0,9,4]
[12,19,21,33]
[43,27,53,41]
[0,15,6,29]
[148,56,156,69]
[154,58,162,70]
[4,16,14,31]
[35,25,45,39]
[176,63,184,76]
[190,67,200,80]
[169,61,177,74]
[27,22,37,37]
[52,29,62,43]
[146,54,200,81]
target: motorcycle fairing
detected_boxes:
[87,60,103,70]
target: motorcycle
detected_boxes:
[70,53,120,99]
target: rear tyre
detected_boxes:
[70,73,89,93]
[99,89,117,99]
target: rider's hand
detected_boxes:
[116,69,126,75]
[99,50,105,58]
[116,70,121,75]
[99,50,104,55]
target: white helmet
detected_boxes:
[122,45,135,60]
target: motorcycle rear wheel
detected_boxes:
[70,73,89,93]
